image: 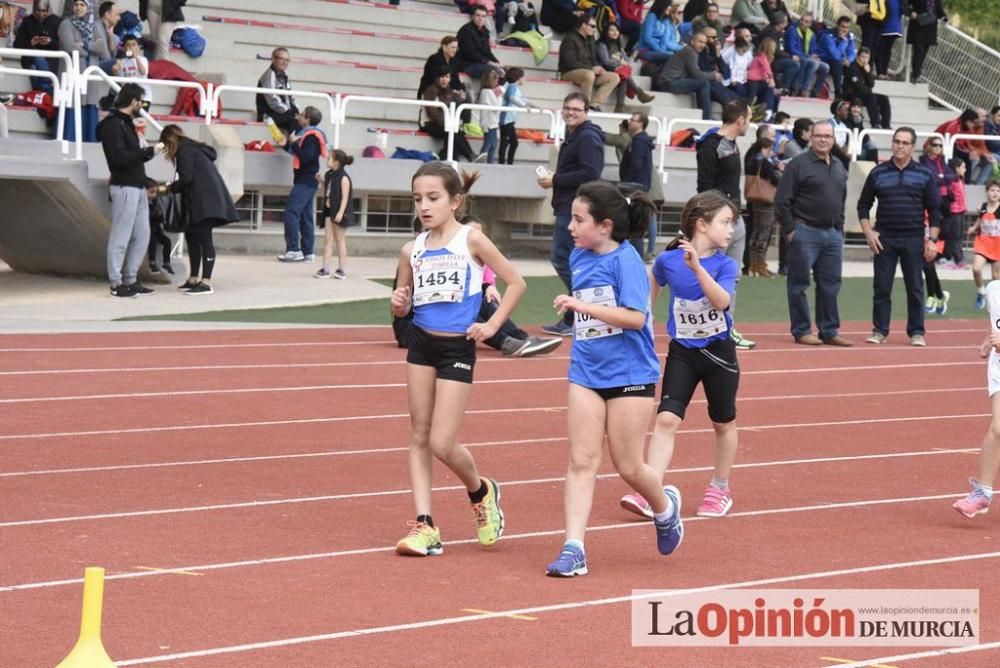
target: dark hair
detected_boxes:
[113,82,145,108]
[440,35,457,47]
[722,99,751,125]
[774,111,791,124]
[505,66,524,83]
[649,0,671,19]
[960,109,979,127]
[991,105,1000,116]
[894,126,917,145]
[836,14,851,25]
[158,124,189,163]
[122,34,139,45]
[469,4,488,15]
[574,13,591,29]
[331,149,353,167]
[755,123,771,140]
[303,106,322,126]
[948,157,965,171]
[98,1,114,18]
[749,136,774,156]
[771,10,788,25]
[857,46,871,57]
[575,180,655,244]
[792,117,814,141]
[987,179,1000,191]
[564,90,589,109]
[412,216,423,234]
[632,111,649,130]
[666,191,739,250]
[411,162,481,216]
[434,67,451,80]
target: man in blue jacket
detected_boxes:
[818,16,856,99]
[537,91,605,336]
[784,11,829,98]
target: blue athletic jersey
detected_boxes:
[411,226,484,334]
[652,248,737,348]
[568,243,661,389]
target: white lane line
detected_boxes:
[0,401,988,444]
[0,385,983,477]
[0,361,982,405]
[0,445,978,527]
[0,344,982,376]
[0,492,972,593]
[0,327,983,353]
[112,549,1000,665]
[818,642,1000,668]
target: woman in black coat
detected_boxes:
[906,0,947,83]
[418,36,467,100]
[158,124,239,295]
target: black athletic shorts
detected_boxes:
[591,383,657,401]
[658,337,739,423]
[406,326,476,383]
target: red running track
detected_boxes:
[1,323,998,667]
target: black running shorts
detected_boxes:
[658,338,739,423]
[406,326,476,384]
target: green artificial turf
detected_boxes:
[121,274,989,326]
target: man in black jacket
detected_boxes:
[696,99,755,348]
[537,92,605,335]
[455,5,503,79]
[619,112,656,259]
[96,83,157,298]
[558,14,619,109]
[13,0,61,94]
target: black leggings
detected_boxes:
[185,222,216,280]
[499,123,518,164]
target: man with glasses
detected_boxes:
[784,11,829,98]
[537,92,605,336]
[256,47,299,136]
[857,127,942,346]
[774,120,852,347]
[818,16,856,99]
[558,14,619,110]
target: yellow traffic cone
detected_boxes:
[55,567,116,668]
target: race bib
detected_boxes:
[982,216,1000,237]
[673,297,726,340]
[574,285,622,340]
[412,254,467,306]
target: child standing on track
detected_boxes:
[969,180,1000,310]
[390,162,527,557]
[545,180,683,578]
[619,191,742,521]
[953,279,1000,518]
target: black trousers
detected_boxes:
[185,222,216,280]
[421,123,474,161]
[875,35,898,76]
[910,43,930,81]
[147,223,171,266]
[498,123,518,164]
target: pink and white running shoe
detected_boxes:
[953,479,991,519]
[696,485,733,517]
[620,492,653,519]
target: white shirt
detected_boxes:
[119,54,153,104]
[721,45,754,86]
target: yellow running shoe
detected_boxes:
[395,521,443,556]
[471,478,504,546]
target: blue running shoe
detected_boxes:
[976,293,987,310]
[654,485,684,555]
[545,543,588,577]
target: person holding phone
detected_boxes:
[117,34,152,105]
[13,0,62,94]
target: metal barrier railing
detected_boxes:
[453,102,558,162]
[0,47,74,154]
[854,128,945,159]
[338,94,448,155]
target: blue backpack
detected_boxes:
[391,147,438,162]
[170,27,206,58]
[115,11,144,41]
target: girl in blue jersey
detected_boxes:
[390,162,527,557]
[545,181,684,578]
[619,190,742,522]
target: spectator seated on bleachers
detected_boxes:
[558,13,620,109]
[60,0,112,142]
[117,34,151,104]
[13,0,62,94]
[616,0,645,54]
[418,36,468,102]
[731,0,769,29]
[256,47,299,136]
[691,3,724,37]
[722,25,753,92]
[784,11,829,98]
[497,1,537,38]
[984,105,1000,164]
[761,0,790,25]
[846,99,878,161]
[636,0,683,67]
[98,1,120,62]
[596,22,655,111]
[779,117,812,160]
[698,24,742,108]
[683,0,708,23]
[419,69,480,162]
[937,109,994,186]
[817,15,855,100]
[757,10,798,94]
[456,4,505,79]
[455,0,500,41]
[539,0,578,35]
[828,98,853,168]
[654,30,715,120]
[843,46,891,129]
[745,35,780,121]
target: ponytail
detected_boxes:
[576,180,655,244]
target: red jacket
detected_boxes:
[618,0,645,23]
[935,118,987,156]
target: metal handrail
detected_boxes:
[0,66,68,153]
[945,132,997,162]
[211,84,335,131]
[588,111,668,173]
[453,102,558,162]
[855,128,945,159]
[337,94,449,152]
[80,66,207,135]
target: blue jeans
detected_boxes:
[786,223,844,340]
[664,79,712,120]
[481,128,498,163]
[638,49,673,65]
[63,105,99,142]
[872,234,925,337]
[25,56,56,94]
[551,213,574,325]
[283,182,317,254]
[790,58,830,95]
[773,58,799,90]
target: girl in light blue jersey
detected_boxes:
[545,181,683,578]
[390,162,526,557]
